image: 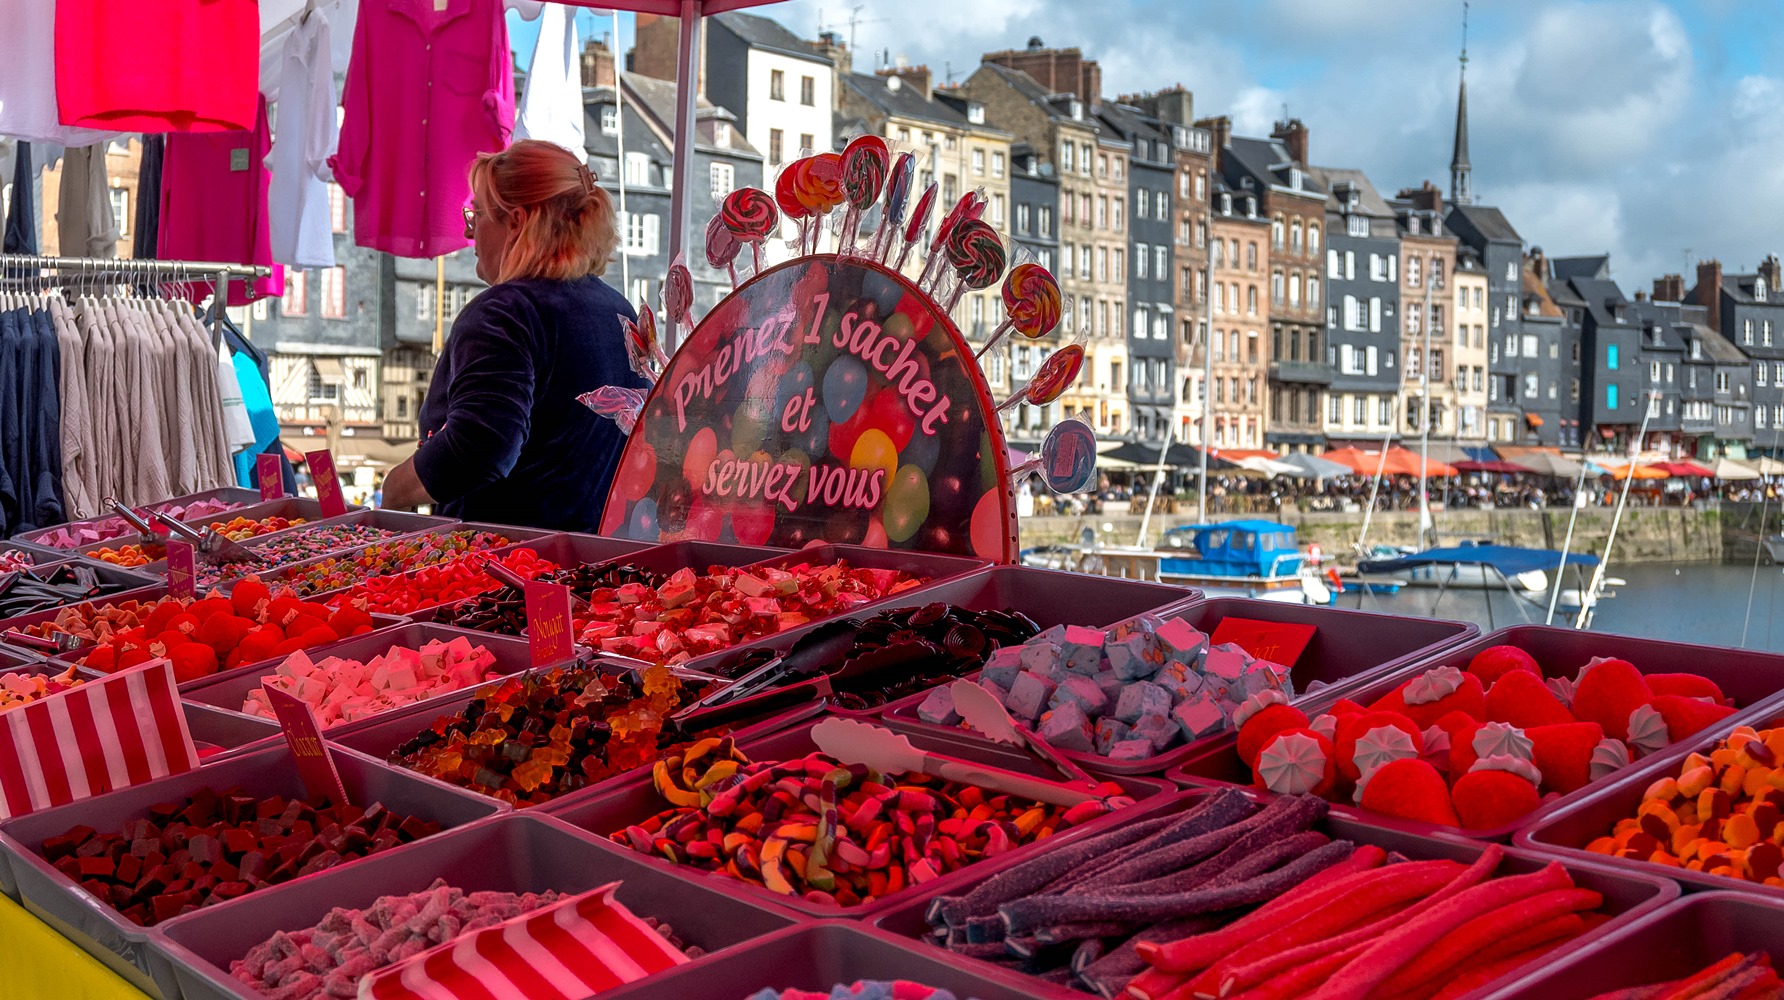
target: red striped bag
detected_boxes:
[0,658,199,820]
[360,881,689,1000]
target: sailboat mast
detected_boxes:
[1418,272,1434,548]
[1576,391,1660,629]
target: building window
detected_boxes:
[620,211,661,256]
[326,182,348,233]
[1308,277,1320,309]
[799,75,814,105]
[1607,343,1619,370]
[600,106,619,136]
[306,363,339,402]
[1768,320,1775,347]
[1060,141,1074,172]
[1606,382,1619,409]
[1271,269,1284,306]
[1016,203,1031,235]
[770,69,785,101]
[992,151,1005,178]
[1038,206,1052,236]
[1137,189,1149,218]
[1246,242,1257,270]
[768,129,784,165]
[709,161,735,200]
[1247,286,1258,316]
[1136,243,1149,279]
[416,284,434,321]
[990,193,1005,226]
[799,133,814,155]
[1308,224,1320,256]
[1348,215,1369,238]
[108,187,129,235]
[1407,255,1421,287]
[624,152,650,186]
[320,266,347,320]
[1717,370,1731,392]
[1154,245,1166,278]
[972,149,985,175]
[282,270,307,316]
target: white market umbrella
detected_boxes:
[1278,452,1352,479]
[1712,457,1763,481]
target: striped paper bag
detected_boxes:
[359,881,689,1000]
[0,658,199,820]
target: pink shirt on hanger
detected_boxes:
[159,95,284,307]
[55,0,258,133]
[330,0,515,258]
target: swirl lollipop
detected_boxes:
[775,161,813,254]
[793,152,845,254]
[975,263,1063,359]
[895,181,938,272]
[722,187,780,273]
[663,259,695,331]
[623,299,668,382]
[870,151,916,263]
[997,343,1085,414]
[705,214,741,286]
[941,219,1006,311]
[838,134,890,257]
[920,188,988,292]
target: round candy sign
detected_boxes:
[600,256,1016,560]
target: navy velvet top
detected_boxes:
[413,274,646,532]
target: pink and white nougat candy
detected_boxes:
[242,638,500,727]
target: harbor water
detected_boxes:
[1346,560,1784,653]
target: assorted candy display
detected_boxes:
[34,788,441,927]
[277,529,513,597]
[319,547,559,615]
[1584,954,1784,1000]
[84,541,164,567]
[1587,721,1784,884]
[387,664,717,807]
[0,547,36,573]
[439,561,667,635]
[804,603,1040,710]
[240,636,504,729]
[919,789,1608,1000]
[0,563,143,618]
[0,664,83,711]
[749,985,974,1000]
[204,514,309,541]
[193,521,407,590]
[917,616,1290,760]
[26,497,242,549]
[43,580,378,681]
[572,561,928,667]
[1236,645,1738,830]
[610,742,1130,906]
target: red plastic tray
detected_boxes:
[1173,624,1784,842]
[1485,892,1784,999]
[1515,690,1784,897]
[544,713,1175,920]
[869,788,1679,1000]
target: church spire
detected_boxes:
[1450,0,1473,206]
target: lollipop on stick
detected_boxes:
[705,214,741,287]
[975,262,1063,359]
[837,135,890,257]
[794,152,845,254]
[622,300,668,382]
[894,181,938,272]
[774,161,813,254]
[662,257,695,331]
[721,187,780,273]
[996,342,1085,414]
[919,188,987,292]
[941,219,1007,312]
[870,152,916,263]
[1008,418,1098,495]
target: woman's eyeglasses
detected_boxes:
[462,206,478,238]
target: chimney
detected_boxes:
[629,15,695,92]
[1396,180,1443,215]
[1271,118,1308,165]
[581,37,616,89]
[1195,115,1231,152]
[877,64,932,100]
[1761,255,1783,299]
[1528,246,1546,281]
[813,31,851,81]
[1652,274,1685,303]
[983,44,1099,103]
[1695,259,1724,332]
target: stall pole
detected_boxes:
[433,257,446,353]
[666,0,704,352]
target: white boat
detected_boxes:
[1396,562,1550,592]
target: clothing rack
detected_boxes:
[0,253,273,348]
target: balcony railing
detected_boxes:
[1268,360,1333,385]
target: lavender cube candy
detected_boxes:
[1005,670,1058,723]
[917,686,961,726]
[1155,618,1210,667]
[977,676,1011,704]
[1107,738,1157,762]
[1060,624,1107,675]
[1106,632,1165,681]
[1049,674,1110,716]
[1241,661,1293,699]
[1018,641,1067,681]
[1171,695,1231,741]
[1093,717,1132,755]
[1033,624,1069,646]
[1154,660,1206,704]
[980,645,1025,690]
[1113,680,1173,723]
[1095,670,1126,706]
[1129,712,1179,752]
[1038,701,1096,752]
[1109,614,1162,642]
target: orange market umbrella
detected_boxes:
[1606,462,1666,480]
[1384,446,1458,477]
[1319,447,1389,476]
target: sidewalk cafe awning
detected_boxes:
[1711,458,1763,481]
[1453,460,1527,474]
[1605,462,1667,480]
[1648,460,1715,478]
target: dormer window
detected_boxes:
[1246,196,1257,218]
[1408,217,1421,235]
[1068,99,1083,119]
[1290,168,1303,190]
[1759,277,1769,302]
[1220,193,1232,214]
[967,103,985,125]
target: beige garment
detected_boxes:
[77,298,119,504]
[49,297,98,518]
[172,305,234,489]
[147,302,199,495]
[56,146,120,258]
[119,300,171,504]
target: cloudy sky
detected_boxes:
[521,0,1771,288]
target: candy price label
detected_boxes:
[524,580,575,667]
[261,684,351,806]
[256,453,285,500]
[165,540,196,600]
[305,449,348,518]
[1209,617,1317,668]
[601,256,1015,560]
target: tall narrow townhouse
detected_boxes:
[1207,178,1271,451]
[1452,245,1491,444]
[1390,182,1461,445]
[1309,165,1402,447]
[1099,101,1176,445]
